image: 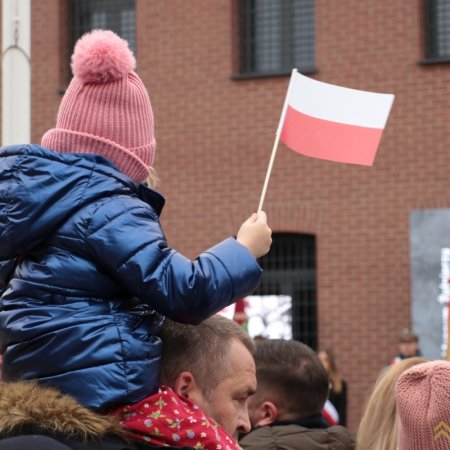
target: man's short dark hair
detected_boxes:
[252,339,329,418]
[398,328,419,343]
[160,315,255,399]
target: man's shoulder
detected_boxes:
[240,424,355,450]
[324,425,356,448]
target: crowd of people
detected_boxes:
[0,28,449,450]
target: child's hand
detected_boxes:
[237,211,272,258]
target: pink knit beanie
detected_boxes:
[42,29,155,183]
[396,360,450,450]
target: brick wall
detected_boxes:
[31,0,69,143]
[5,0,450,431]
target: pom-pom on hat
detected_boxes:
[42,29,155,183]
[396,360,450,450]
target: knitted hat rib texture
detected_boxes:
[42,29,155,182]
[396,360,450,450]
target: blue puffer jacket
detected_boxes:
[0,144,262,411]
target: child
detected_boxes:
[0,30,271,411]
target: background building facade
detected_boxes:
[2,0,450,430]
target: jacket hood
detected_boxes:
[0,144,164,261]
[0,381,126,440]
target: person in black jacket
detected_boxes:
[389,329,422,365]
[318,348,348,426]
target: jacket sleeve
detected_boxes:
[85,198,262,324]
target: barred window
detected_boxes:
[425,0,450,61]
[254,233,317,349]
[237,0,315,77]
[70,0,136,55]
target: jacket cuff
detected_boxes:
[205,237,263,301]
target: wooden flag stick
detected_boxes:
[257,132,281,213]
[257,69,298,213]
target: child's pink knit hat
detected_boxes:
[396,360,450,449]
[42,29,155,183]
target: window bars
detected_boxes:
[255,233,318,349]
[69,0,136,55]
[238,0,315,76]
[425,0,450,61]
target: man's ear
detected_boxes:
[253,401,279,428]
[173,371,203,404]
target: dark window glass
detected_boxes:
[255,233,317,349]
[425,0,450,60]
[238,0,315,76]
[69,0,136,55]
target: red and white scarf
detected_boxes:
[112,385,241,450]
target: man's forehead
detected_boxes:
[226,339,257,389]
[229,339,256,367]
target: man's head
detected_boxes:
[247,339,329,428]
[398,329,420,358]
[160,315,256,438]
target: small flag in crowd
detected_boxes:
[257,69,395,211]
[279,70,395,166]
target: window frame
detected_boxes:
[69,0,136,58]
[253,232,318,349]
[422,0,450,64]
[233,0,317,80]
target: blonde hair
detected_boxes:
[145,166,159,188]
[356,357,426,450]
[319,348,343,393]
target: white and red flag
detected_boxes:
[258,69,394,211]
[280,70,395,166]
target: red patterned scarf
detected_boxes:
[111,385,241,450]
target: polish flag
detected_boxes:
[280,70,395,166]
[322,399,339,426]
